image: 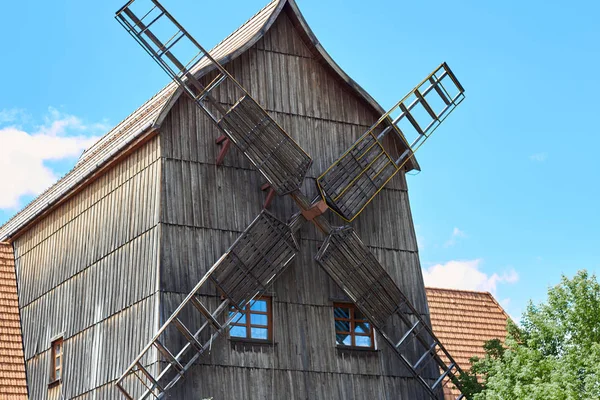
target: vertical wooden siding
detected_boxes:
[159,9,433,399]
[13,137,162,399]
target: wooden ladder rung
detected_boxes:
[158,31,185,57]
[173,318,204,352]
[396,320,421,348]
[415,90,438,120]
[431,362,456,390]
[189,297,223,330]
[196,73,227,102]
[153,340,184,372]
[412,341,438,371]
[140,11,165,34]
[429,76,451,105]
[399,103,424,135]
[135,362,164,392]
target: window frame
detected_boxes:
[49,337,64,385]
[333,302,376,350]
[229,296,273,343]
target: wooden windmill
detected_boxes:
[114,1,466,399]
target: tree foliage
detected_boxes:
[461,270,600,400]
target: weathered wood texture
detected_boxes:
[12,137,162,399]
[158,8,433,398]
[10,5,433,400]
[168,365,436,400]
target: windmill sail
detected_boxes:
[115,211,298,399]
[317,63,465,221]
[115,1,469,399]
[116,0,311,195]
[316,227,467,399]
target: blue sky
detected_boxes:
[1,0,598,321]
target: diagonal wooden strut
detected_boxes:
[115,212,298,399]
[116,0,312,195]
[315,226,468,400]
[317,62,466,222]
[115,2,468,400]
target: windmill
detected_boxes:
[114,1,466,399]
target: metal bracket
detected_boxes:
[301,200,329,221]
[216,135,231,166]
[261,183,277,209]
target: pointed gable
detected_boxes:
[0,0,416,245]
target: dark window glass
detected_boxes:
[333,303,375,349]
[50,337,63,382]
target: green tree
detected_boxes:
[461,270,600,400]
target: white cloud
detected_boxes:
[422,259,519,295]
[444,227,467,247]
[529,152,548,162]
[0,107,104,210]
[0,108,27,124]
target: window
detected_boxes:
[229,297,272,341]
[334,303,375,349]
[50,337,63,383]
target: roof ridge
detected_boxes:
[0,0,405,242]
[425,286,494,296]
[77,1,281,167]
[426,286,512,322]
[0,1,282,241]
[209,0,279,55]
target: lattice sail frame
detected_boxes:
[115,211,298,399]
[317,63,465,222]
[116,0,312,195]
[316,227,466,399]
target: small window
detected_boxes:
[50,337,63,383]
[334,303,375,349]
[229,297,272,341]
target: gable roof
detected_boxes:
[0,0,416,242]
[426,287,510,399]
[0,243,28,399]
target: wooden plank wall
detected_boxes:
[12,137,162,399]
[159,8,434,399]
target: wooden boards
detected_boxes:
[317,133,398,221]
[210,211,298,309]
[218,95,312,195]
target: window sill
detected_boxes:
[230,338,276,351]
[48,379,61,389]
[336,346,379,356]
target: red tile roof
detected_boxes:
[0,243,28,399]
[426,287,510,399]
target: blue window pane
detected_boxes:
[355,322,370,334]
[251,328,268,340]
[355,336,372,347]
[230,325,247,338]
[231,313,246,324]
[250,300,267,312]
[334,307,350,319]
[251,313,268,325]
[336,333,351,346]
[335,320,350,333]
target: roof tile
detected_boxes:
[0,243,27,398]
[426,287,509,399]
